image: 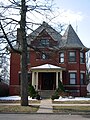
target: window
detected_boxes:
[41,53,49,60]
[42,53,46,60]
[80,52,85,63]
[69,73,76,84]
[68,51,76,62]
[80,73,84,84]
[39,39,49,47]
[59,52,64,63]
[36,52,50,60]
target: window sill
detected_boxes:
[68,62,77,64]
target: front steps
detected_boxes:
[38,90,55,99]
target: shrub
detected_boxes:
[51,80,70,100]
[28,84,36,97]
[28,84,40,100]
[0,82,9,97]
[51,92,59,100]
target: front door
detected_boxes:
[41,72,55,90]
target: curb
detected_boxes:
[0,112,90,115]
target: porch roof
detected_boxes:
[31,64,65,71]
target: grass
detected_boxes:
[52,100,90,104]
[53,106,90,113]
[0,100,40,104]
[0,100,40,113]
[0,105,39,113]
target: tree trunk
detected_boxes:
[20,0,28,106]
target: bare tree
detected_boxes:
[0,0,55,106]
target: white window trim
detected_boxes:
[80,71,85,73]
[68,70,77,73]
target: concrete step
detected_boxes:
[38,90,55,99]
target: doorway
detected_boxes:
[41,72,56,90]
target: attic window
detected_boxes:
[39,39,49,47]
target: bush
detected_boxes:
[51,93,59,100]
[28,84,40,100]
[28,84,36,97]
[0,82,9,97]
[35,93,41,100]
[51,80,70,100]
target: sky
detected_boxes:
[0,0,90,48]
[54,0,90,48]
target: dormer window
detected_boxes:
[39,39,49,47]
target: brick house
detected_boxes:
[9,21,89,97]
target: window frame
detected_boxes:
[59,52,64,63]
[39,39,49,47]
[80,73,85,85]
[80,52,85,63]
[41,52,49,60]
[68,51,76,62]
[69,72,77,85]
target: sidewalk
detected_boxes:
[37,99,53,113]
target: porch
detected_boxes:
[31,64,65,91]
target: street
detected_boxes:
[0,114,90,120]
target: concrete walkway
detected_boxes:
[37,99,53,113]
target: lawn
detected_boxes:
[0,105,39,113]
[53,106,90,113]
[53,100,90,104]
[0,100,40,104]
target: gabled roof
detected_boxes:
[28,22,89,51]
[28,21,62,42]
[31,64,65,70]
[60,24,88,50]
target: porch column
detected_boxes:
[60,71,62,82]
[32,72,35,87]
[36,72,38,90]
[56,72,58,89]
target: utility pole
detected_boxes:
[20,0,28,106]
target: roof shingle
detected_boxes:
[60,24,88,50]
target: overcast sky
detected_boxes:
[54,0,90,48]
[1,0,90,48]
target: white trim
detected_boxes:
[80,71,85,73]
[18,71,31,73]
[68,70,77,73]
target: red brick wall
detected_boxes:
[9,51,20,95]
[9,31,87,96]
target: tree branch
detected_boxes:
[0,21,21,54]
